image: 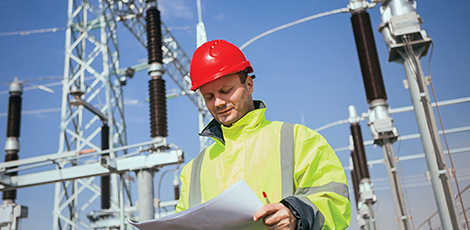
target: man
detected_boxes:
[176,39,350,230]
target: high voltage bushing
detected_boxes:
[101,175,110,209]
[146,7,163,64]
[101,124,109,150]
[7,95,22,138]
[4,87,22,201]
[350,157,360,207]
[350,122,370,180]
[2,154,18,201]
[149,78,168,137]
[146,5,167,138]
[351,9,387,103]
[100,124,110,210]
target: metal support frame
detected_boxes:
[0,133,182,230]
[368,99,411,230]
[136,169,155,221]
[0,0,192,228]
[0,148,183,191]
[357,179,377,230]
[0,201,27,230]
[379,1,461,229]
[0,0,227,229]
[48,0,190,228]
[54,0,127,229]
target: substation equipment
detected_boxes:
[348,0,463,229]
[0,0,466,229]
[0,0,212,229]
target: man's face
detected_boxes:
[200,73,254,127]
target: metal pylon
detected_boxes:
[53,0,127,229]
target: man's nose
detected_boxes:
[214,96,226,107]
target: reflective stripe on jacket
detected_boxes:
[176,101,351,229]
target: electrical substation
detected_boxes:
[0,0,469,229]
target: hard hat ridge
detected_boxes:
[189,39,253,91]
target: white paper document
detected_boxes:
[129,180,266,230]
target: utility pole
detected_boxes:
[349,0,411,229]
[378,1,461,229]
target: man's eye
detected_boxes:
[204,95,213,100]
[221,88,232,94]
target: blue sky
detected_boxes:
[0,0,469,229]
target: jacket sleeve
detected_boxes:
[282,125,351,230]
[175,160,193,212]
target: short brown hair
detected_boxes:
[237,71,248,84]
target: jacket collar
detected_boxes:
[199,100,266,145]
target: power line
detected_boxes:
[239,7,349,50]
[314,96,470,133]
[0,27,65,37]
[335,126,470,153]
[343,146,470,170]
[0,76,93,95]
[0,80,62,95]
[0,25,193,37]
[0,100,141,117]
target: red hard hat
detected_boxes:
[190,39,253,91]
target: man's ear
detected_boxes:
[245,75,254,94]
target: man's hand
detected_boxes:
[253,203,297,230]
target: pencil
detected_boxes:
[262,191,271,204]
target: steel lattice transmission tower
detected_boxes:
[52,0,206,229]
[54,0,127,229]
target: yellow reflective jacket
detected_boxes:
[176,101,350,230]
